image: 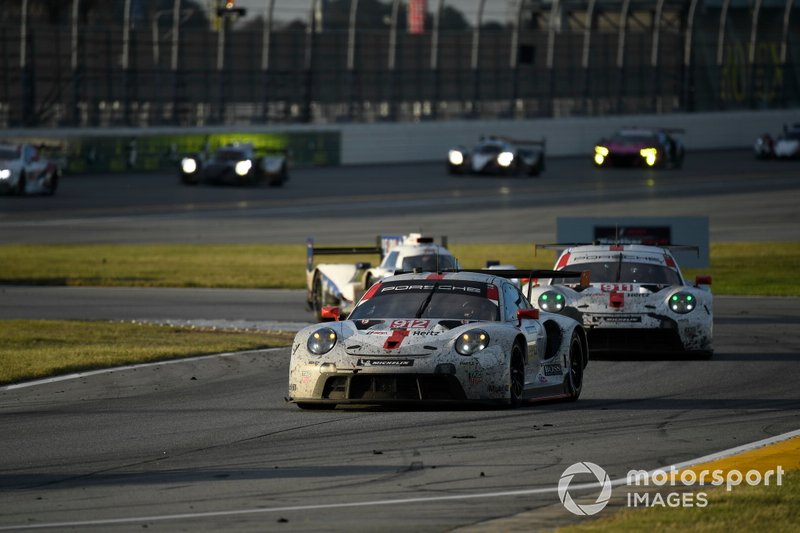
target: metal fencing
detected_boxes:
[1,0,798,128]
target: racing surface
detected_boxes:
[0,149,798,244]
[1,151,799,531]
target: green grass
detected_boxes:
[559,469,800,533]
[0,242,798,296]
[0,320,293,386]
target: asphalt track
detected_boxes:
[0,151,799,531]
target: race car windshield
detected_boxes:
[0,148,18,159]
[477,145,502,155]
[551,261,682,285]
[350,281,499,321]
[215,149,247,161]
[401,254,458,272]
[614,133,657,144]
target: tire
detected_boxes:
[16,173,26,195]
[43,170,59,195]
[508,344,525,408]
[312,276,324,321]
[564,331,584,401]
[296,402,335,410]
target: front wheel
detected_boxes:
[508,344,525,408]
[564,331,584,401]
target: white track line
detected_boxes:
[0,429,797,531]
[0,347,285,391]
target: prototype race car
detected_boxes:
[306,234,457,320]
[288,269,589,408]
[754,123,800,159]
[593,128,684,168]
[525,244,713,357]
[0,143,61,195]
[180,142,288,186]
[448,135,546,176]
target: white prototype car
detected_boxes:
[754,123,800,159]
[306,234,458,320]
[288,269,589,409]
[0,143,61,195]
[525,244,713,357]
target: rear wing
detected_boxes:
[306,237,382,273]
[306,234,448,273]
[482,135,546,148]
[458,268,590,301]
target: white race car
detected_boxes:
[288,269,589,409]
[525,244,713,357]
[306,234,457,320]
[0,143,61,195]
[447,135,546,176]
[754,123,800,159]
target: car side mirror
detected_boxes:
[695,275,712,287]
[320,306,340,322]
[517,308,539,326]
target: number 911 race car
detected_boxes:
[525,244,713,358]
[288,269,590,409]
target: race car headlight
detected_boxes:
[538,291,565,312]
[307,328,337,355]
[448,150,465,166]
[180,158,197,174]
[0,169,10,179]
[668,292,696,314]
[497,151,514,167]
[640,148,658,167]
[235,160,253,176]
[595,146,609,157]
[455,329,489,356]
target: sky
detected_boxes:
[226,0,516,24]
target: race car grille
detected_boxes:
[608,153,642,166]
[587,328,685,353]
[321,374,467,401]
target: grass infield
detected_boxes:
[0,242,798,296]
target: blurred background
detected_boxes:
[1,0,798,129]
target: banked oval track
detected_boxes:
[0,151,799,532]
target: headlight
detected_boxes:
[0,169,10,179]
[180,158,197,174]
[640,148,658,166]
[307,328,337,355]
[455,329,489,356]
[497,151,514,167]
[668,292,696,314]
[538,291,565,312]
[595,146,609,157]
[448,150,465,166]
[235,160,252,176]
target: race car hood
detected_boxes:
[471,152,495,171]
[341,318,475,356]
[605,140,650,154]
[570,283,673,311]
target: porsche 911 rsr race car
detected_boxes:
[0,143,61,195]
[448,135,546,176]
[180,142,288,186]
[306,234,457,320]
[754,123,800,159]
[593,128,684,169]
[288,269,589,409]
[525,244,713,357]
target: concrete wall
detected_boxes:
[4,109,797,171]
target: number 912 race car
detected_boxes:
[288,269,590,409]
